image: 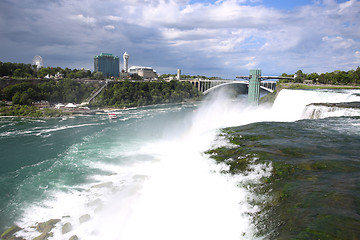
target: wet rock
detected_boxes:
[0,225,22,239]
[79,214,90,223]
[87,198,103,207]
[36,219,60,233]
[94,205,104,213]
[62,222,72,234]
[91,182,113,189]
[69,235,79,240]
[33,232,52,240]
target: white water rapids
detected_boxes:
[14,88,360,240]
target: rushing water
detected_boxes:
[1,88,360,239]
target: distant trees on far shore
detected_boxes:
[92,80,200,108]
[0,61,104,80]
[280,67,360,85]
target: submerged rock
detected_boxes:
[62,222,72,234]
[32,219,60,240]
[90,182,113,189]
[79,214,90,223]
[69,235,79,240]
[36,219,60,233]
[0,225,22,239]
[33,232,52,240]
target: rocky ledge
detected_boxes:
[1,219,79,240]
[308,101,360,109]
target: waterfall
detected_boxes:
[272,89,360,121]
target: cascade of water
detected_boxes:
[11,88,360,240]
[272,89,360,121]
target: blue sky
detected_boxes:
[0,0,359,78]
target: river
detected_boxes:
[1,88,360,239]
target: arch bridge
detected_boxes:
[183,69,294,105]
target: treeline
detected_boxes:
[280,68,360,85]
[1,79,96,105]
[159,74,221,80]
[0,62,104,80]
[0,105,66,117]
[92,80,200,108]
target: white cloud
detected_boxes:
[105,15,123,22]
[104,25,116,31]
[1,0,360,77]
[339,0,356,12]
[355,51,360,56]
[69,14,96,25]
[245,56,258,69]
[322,36,356,49]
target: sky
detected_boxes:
[0,0,359,78]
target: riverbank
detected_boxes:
[0,105,105,118]
[0,99,200,118]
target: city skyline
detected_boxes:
[0,0,359,79]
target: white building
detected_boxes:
[123,52,129,73]
[128,66,157,80]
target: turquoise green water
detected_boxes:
[0,104,195,234]
[1,89,360,239]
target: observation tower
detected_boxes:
[123,52,129,73]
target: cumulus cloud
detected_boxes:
[0,0,360,77]
[69,14,97,25]
[322,36,356,49]
[104,25,116,31]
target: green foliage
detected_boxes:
[0,62,36,78]
[92,80,200,108]
[92,71,104,80]
[0,105,65,117]
[130,73,143,80]
[2,79,95,104]
[0,61,96,80]
[280,67,360,85]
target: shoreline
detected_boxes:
[0,99,200,119]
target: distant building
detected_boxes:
[128,66,157,80]
[123,52,129,73]
[177,69,181,80]
[33,100,50,108]
[94,53,119,77]
[55,72,64,79]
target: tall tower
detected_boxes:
[123,52,129,73]
[248,69,262,105]
[177,69,181,80]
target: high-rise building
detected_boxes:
[94,53,119,77]
[123,52,129,73]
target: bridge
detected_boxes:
[183,69,294,105]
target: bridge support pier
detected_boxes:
[248,69,262,105]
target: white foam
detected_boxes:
[14,88,360,240]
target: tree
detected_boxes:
[92,72,104,80]
[354,67,360,84]
[13,69,24,78]
[294,70,306,83]
[37,67,51,78]
[307,73,319,82]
